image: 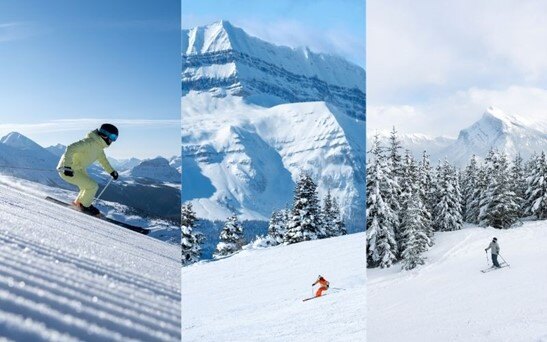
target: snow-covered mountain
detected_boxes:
[0,182,180,340]
[435,106,547,165]
[383,107,547,166]
[130,157,181,183]
[181,232,365,341]
[0,132,62,187]
[368,221,547,341]
[182,20,365,120]
[45,143,66,157]
[182,22,366,230]
[367,131,454,158]
[109,157,142,171]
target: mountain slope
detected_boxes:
[181,233,366,341]
[182,93,365,228]
[0,183,181,340]
[368,221,547,341]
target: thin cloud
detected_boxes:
[0,22,38,43]
[0,118,179,136]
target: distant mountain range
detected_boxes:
[369,106,547,166]
[182,21,365,231]
[0,132,181,220]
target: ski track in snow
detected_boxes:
[368,222,547,342]
[181,233,366,341]
[0,184,181,341]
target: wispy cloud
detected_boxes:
[0,22,38,43]
[0,118,179,136]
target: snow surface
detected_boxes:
[181,233,366,341]
[368,221,547,341]
[0,183,181,341]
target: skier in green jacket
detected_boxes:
[57,124,119,216]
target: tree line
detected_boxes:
[366,128,547,270]
[182,173,347,266]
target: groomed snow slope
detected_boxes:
[181,233,366,341]
[368,222,547,342]
[0,184,180,341]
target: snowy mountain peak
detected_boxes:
[130,157,181,183]
[182,21,365,120]
[0,132,43,151]
[482,106,529,128]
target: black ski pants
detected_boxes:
[492,254,501,267]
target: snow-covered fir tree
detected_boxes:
[511,154,527,218]
[432,159,463,232]
[418,151,434,244]
[462,155,479,223]
[285,173,322,244]
[478,151,520,229]
[321,189,338,238]
[400,189,431,270]
[331,197,347,236]
[213,215,245,258]
[366,136,398,268]
[268,209,287,245]
[386,128,403,245]
[525,151,547,219]
[181,203,204,266]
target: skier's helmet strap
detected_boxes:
[98,123,119,142]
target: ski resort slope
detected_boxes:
[181,233,366,341]
[368,221,547,342]
[0,184,181,341]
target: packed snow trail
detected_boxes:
[181,233,366,341]
[368,222,547,342]
[0,184,180,341]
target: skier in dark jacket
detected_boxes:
[485,237,501,268]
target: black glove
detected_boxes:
[110,171,119,180]
[63,167,74,177]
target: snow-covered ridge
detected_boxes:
[182,21,365,120]
[0,183,180,340]
[380,107,547,165]
[182,93,365,230]
[129,157,181,183]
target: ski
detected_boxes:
[303,294,328,302]
[45,196,149,235]
[480,264,509,273]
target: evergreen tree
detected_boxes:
[214,215,245,258]
[181,203,204,266]
[366,136,397,268]
[321,189,336,238]
[331,197,347,236]
[479,151,520,228]
[462,155,479,223]
[268,209,287,245]
[432,159,463,231]
[510,153,527,218]
[525,151,547,219]
[285,173,322,244]
[400,189,431,270]
[386,127,403,244]
[418,151,434,244]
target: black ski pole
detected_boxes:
[485,250,489,266]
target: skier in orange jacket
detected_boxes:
[312,275,330,297]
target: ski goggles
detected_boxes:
[99,129,118,142]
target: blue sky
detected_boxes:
[0,0,180,159]
[368,0,547,136]
[182,0,365,68]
